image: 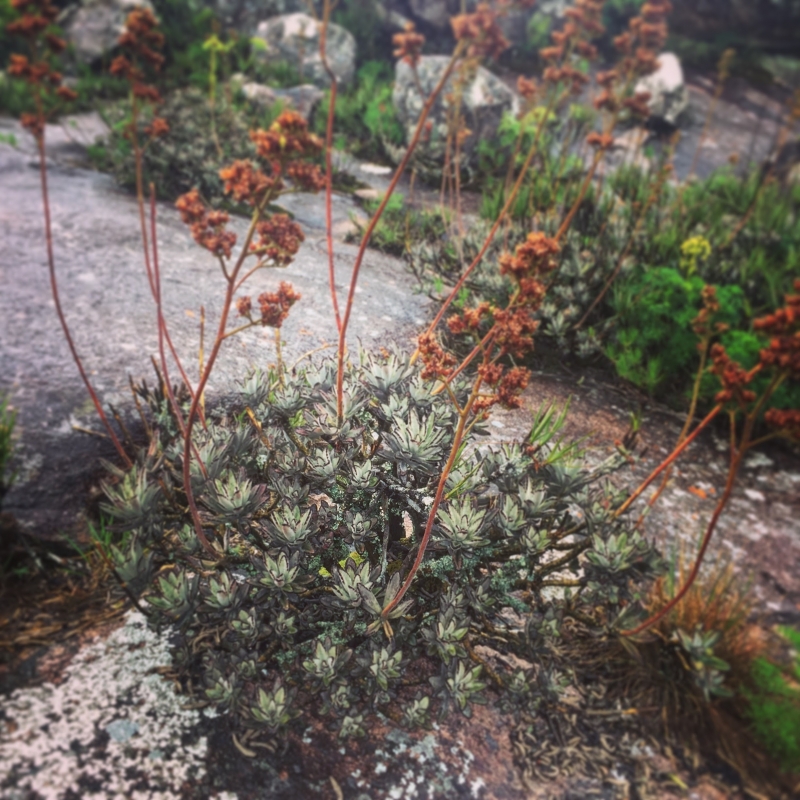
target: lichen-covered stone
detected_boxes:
[392,55,518,180]
[253,13,356,88]
[635,52,689,128]
[61,0,153,64]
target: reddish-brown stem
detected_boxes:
[636,335,712,526]
[613,404,722,520]
[132,114,199,418]
[319,0,342,333]
[622,412,748,639]
[181,195,271,556]
[36,131,132,467]
[418,89,559,350]
[382,372,485,619]
[150,186,187,437]
[555,142,606,243]
[335,47,464,421]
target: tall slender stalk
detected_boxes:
[417,89,560,351]
[622,386,780,636]
[319,0,342,333]
[35,121,132,467]
[334,46,465,421]
[181,194,274,555]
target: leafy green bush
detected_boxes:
[102,350,662,736]
[744,626,800,774]
[603,266,800,406]
[606,267,745,395]
[93,88,256,205]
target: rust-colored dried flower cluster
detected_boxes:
[594,0,672,120]
[110,9,168,138]
[539,0,604,94]
[709,343,757,407]
[473,364,530,413]
[691,285,726,339]
[220,159,280,206]
[175,188,236,258]
[753,279,800,378]
[174,110,322,340]
[764,408,800,441]
[392,21,425,68]
[433,233,560,413]
[251,215,305,265]
[451,3,509,61]
[6,0,77,136]
[417,332,457,381]
[250,112,323,166]
[236,282,302,329]
[704,280,799,438]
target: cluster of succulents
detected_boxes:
[103,348,662,737]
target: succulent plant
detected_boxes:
[104,350,662,738]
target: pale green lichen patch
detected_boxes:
[0,611,235,800]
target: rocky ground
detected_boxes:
[0,64,798,799]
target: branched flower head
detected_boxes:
[417,332,457,380]
[256,281,301,328]
[709,344,757,407]
[753,279,800,378]
[175,188,237,258]
[250,111,323,164]
[6,0,77,133]
[220,159,279,205]
[499,232,560,280]
[113,9,165,108]
[392,21,425,68]
[250,214,305,265]
[451,3,509,61]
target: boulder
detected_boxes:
[635,52,688,128]
[408,0,455,29]
[406,0,540,48]
[205,0,305,32]
[239,80,324,119]
[392,55,518,179]
[60,0,153,64]
[253,13,356,88]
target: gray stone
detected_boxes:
[239,80,278,109]
[392,55,518,179]
[408,0,456,29]
[60,0,153,64]
[635,52,689,128]
[237,78,323,119]
[253,13,356,88]
[204,0,306,32]
[274,84,325,119]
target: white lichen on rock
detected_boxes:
[0,611,232,800]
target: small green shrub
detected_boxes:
[103,350,662,736]
[606,267,745,396]
[94,88,256,205]
[744,626,800,774]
